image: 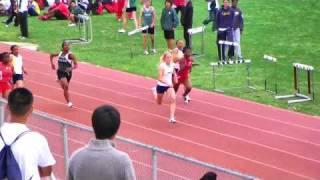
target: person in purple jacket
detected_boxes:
[231,0,244,59]
[216,0,235,61]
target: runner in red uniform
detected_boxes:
[0,52,14,99]
[174,47,192,104]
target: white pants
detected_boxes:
[233,28,242,58]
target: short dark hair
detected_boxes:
[10,45,18,51]
[61,41,69,48]
[8,88,34,116]
[200,171,217,180]
[165,0,173,5]
[92,105,121,139]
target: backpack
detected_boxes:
[0,130,30,180]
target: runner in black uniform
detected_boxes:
[50,42,78,107]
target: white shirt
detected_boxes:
[18,0,29,12]
[11,54,23,74]
[0,123,56,180]
[157,62,175,87]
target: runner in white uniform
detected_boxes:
[152,51,177,123]
[10,45,27,88]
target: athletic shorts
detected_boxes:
[57,70,72,82]
[164,30,175,40]
[0,82,12,94]
[156,85,170,94]
[142,27,155,34]
[126,7,136,12]
[13,74,23,84]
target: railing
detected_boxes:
[0,99,257,180]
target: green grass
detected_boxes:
[1,0,320,115]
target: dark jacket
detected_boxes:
[181,0,193,28]
[216,7,235,29]
[160,7,179,31]
[231,5,244,31]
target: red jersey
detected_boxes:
[173,0,186,7]
[177,56,192,81]
[0,62,13,83]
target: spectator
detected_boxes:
[68,1,86,26]
[3,0,18,27]
[200,171,217,180]
[203,0,219,31]
[0,52,13,99]
[139,0,156,55]
[181,0,192,48]
[17,0,29,39]
[118,0,138,33]
[173,0,185,24]
[39,0,70,21]
[67,105,136,180]
[230,0,244,59]
[216,0,235,61]
[28,0,41,16]
[160,0,179,50]
[0,88,56,179]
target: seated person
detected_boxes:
[39,0,69,20]
[28,0,41,16]
[68,1,86,26]
[91,0,103,15]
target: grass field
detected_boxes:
[1,0,319,115]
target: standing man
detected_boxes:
[216,0,235,61]
[181,0,192,48]
[231,0,243,59]
[203,0,219,31]
[17,0,29,39]
[67,105,136,180]
[173,0,185,24]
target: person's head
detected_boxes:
[176,40,185,50]
[70,1,76,8]
[61,41,70,52]
[232,0,238,7]
[184,47,192,58]
[223,0,230,9]
[161,51,172,64]
[10,45,19,56]
[144,0,151,7]
[200,171,217,180]
[0,52,11,64]
[8,88,34,123]
[165,0,172,9]
[92,105,121,140]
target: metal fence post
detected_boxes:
[152,148,157,180]
[62,124,69,175]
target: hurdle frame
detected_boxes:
[218,40,239,61]
[263,55,278,94]
[64,14,93,45]
[188,26,206,59]
[211,59,255,93]
[275,63,314,104]
[127,26,149,59]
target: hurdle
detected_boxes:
[64,14,93,45]
[210,59,255,93]
[188,26,206,58]
[275,63,314,104]
[263,55,278,93]
[128,26,149,58]
[218,40,239,61]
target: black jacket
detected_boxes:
[182,0,193,28]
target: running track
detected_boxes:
[1,44,320,180]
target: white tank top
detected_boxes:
[11,54,23,74]
[157,62,175,87]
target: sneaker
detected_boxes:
[18,36,26,40]
[118,29,126,33]
[151,49,157,54]
[144,50,149,55]
[68,23,76,27]
[67,102,73,108]
[169,117,176,123]
[5,24,8,28]
[184,95,191,104]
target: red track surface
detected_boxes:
[1,44,320,180]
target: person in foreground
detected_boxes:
[50,41,78,108]
[67,105,136,180]
[0,88,56,179]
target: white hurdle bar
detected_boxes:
[275,63,314,104]
[263,55,277,62]
[218,40,239,61]
[188,26,206,58]
[210,59,251,66]
[128,26,149,36]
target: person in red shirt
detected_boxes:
[39,0,70,21]
[0,52,14,99]
[174,47,192,103]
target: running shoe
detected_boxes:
[67,102,73,108]
[144,50,149,55]
[118,29,126,33]
[169,117,176,123]
[151,49,157,54]
[184,95,191,104]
